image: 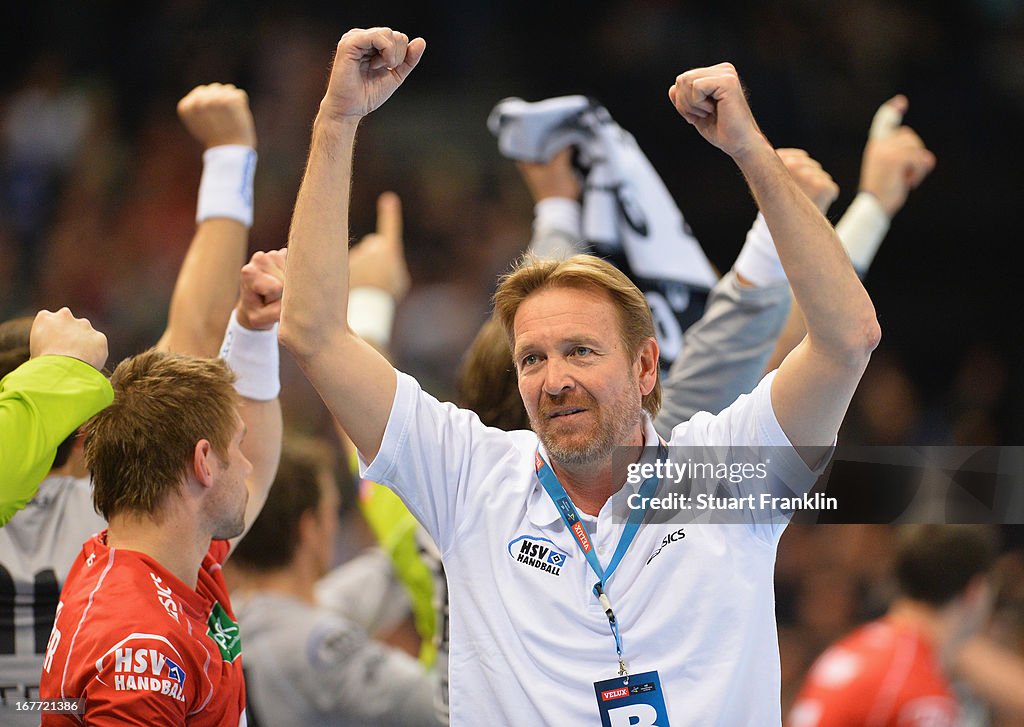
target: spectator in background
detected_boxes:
[228,435,441,727]
[1,56,94,311]
[788,525,997,727]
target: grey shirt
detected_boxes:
[235,589,441,727]
[0,475,104,725]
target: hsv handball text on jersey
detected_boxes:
[38,532,246,726]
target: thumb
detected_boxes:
[376,191,403,249]
[869,95,907,141]
[394,37,426,84]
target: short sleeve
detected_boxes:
[670,370,833,541]
[359,370,522,553]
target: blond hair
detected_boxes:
[85,349,239,519]
[493,254,661,418]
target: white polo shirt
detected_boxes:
[362,369,822,726]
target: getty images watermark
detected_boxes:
[625,458,837,514]
[611,446,1024,525]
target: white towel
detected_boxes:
[488,96,718,289]
[489,96,719,366]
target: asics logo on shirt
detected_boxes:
[150,573,180,623]
[646,528,686,565]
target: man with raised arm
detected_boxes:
[280,29,879,725]
[38,249,284,725]
[0,83,260,723]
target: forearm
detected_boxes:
[280,115,359,351]
[156,219,247,356]
[237,396,282,532]
[280,114,396,459]
[0,356,113,523]
[527,197,586,259]
[655,271,790,436]
[736,143,878,359]
[763,295,804,373]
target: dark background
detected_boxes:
[2,0,1021,445]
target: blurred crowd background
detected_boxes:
[3,0,1023,718]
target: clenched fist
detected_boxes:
[669,63,768,160]
[320,27,426,120]
[30,308,109,371]
[237,249,287,330]
[178,83,257,149]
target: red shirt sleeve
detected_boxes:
[80,634,194,725]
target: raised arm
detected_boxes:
[279,28,425,461]
[346,191,411,353]
[155,83,257,357]
[655,148,838,434]
[222,250,285,549]
[763,97,935,371]
[837,95,934,275]
[669,64,880,463]
[515,147,588,259]
[0,309,112,523]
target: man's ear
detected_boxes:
[637,337,660,396]
[192,440,216,489]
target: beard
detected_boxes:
[211,479,249,541]
[213,510,246,541]
[531,389,643,469]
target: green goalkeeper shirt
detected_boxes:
[0,355,112,526]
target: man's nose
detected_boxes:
[542,357,574,397]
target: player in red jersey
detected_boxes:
[38,250,284,725]
[788,526,997,727]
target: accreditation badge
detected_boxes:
[594,670,670,727]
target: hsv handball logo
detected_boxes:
[96,638,188,702]
[508,535,569,577]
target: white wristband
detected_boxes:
[835,192,891,275]
[530,198,586,259]
[196,145,257,227]
[534,198,582,238]
[733,213,788,287]
[348,287,396,348]
[219,309,279,400]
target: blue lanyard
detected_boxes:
[534,445,665,676]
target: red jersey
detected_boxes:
[788,618,957,727]
[38,531,246,725]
